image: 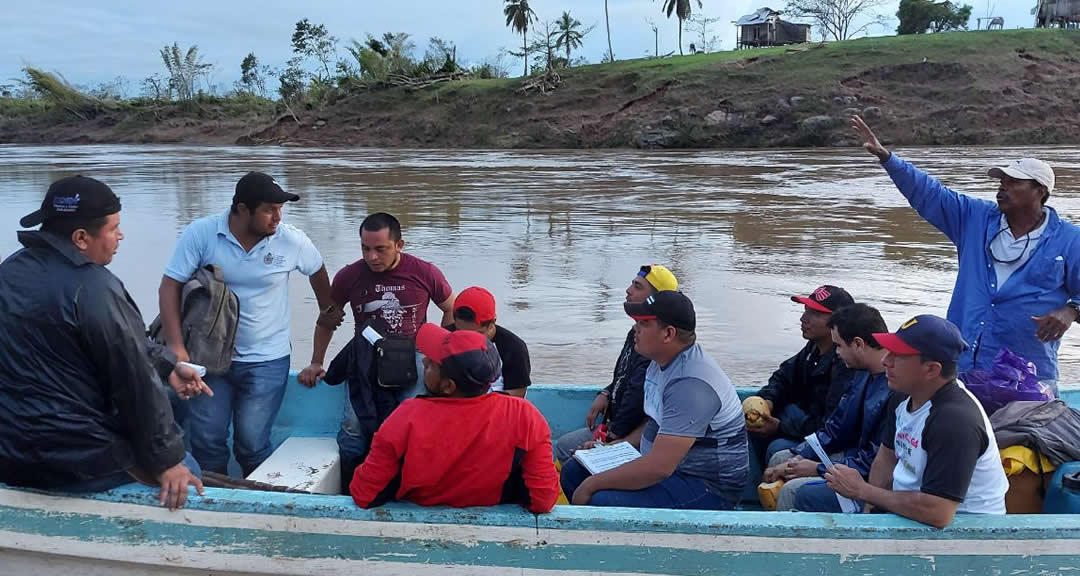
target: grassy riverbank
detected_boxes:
[3,29,1079,148]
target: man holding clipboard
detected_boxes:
[560,292,748,510]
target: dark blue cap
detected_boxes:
[873,314,968,364]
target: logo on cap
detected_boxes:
[812,286,832,302]
[901,317,919,330]
[53,194,81,213]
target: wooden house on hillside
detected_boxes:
[1035,0,1080,27]
[735,8,811,49]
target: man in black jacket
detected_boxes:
[748,286,856,465]
[555,265,679,463]
[0,176,206,510]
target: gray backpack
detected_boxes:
[149,265,239,376]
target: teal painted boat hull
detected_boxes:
[2,376,1079,575]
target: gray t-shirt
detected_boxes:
[640,344,748,501]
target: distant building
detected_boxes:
[1035,0,1080,27]
[735,8,812,49]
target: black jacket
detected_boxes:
[0,231,185,488]
[602,328,650,439]
[756,341,854,440]
[324,334,401,458]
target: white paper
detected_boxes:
[804,433,860,514]
[362,325,383,345]
[573,441,642,475]
[177,361,207,377]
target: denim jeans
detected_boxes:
[188,355,290,476]
[338,351,425,490]
[793,478,860,513]
[555,427,597,464]
[559,458,737,510]
[57,452,202,493]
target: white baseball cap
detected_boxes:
[988,158,1055,194]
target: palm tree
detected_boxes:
[554,12,587,67]
[504,0,536,76]
[603,0,614,63]
[659,0,702,55]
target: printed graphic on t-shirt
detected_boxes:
[360,285,421,333]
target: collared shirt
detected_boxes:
[883,155,1080,380]
[992,208,1049,287]
[165,210,324,362]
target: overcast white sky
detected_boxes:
[0,0,1037,92]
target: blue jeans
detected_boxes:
[559,458,737,510]
[57,452,202,493]
[338,351,425,490]
[794,479,863,513]
[188,355,290,476]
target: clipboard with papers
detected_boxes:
[804,433,860,513]
[572,441,642,475]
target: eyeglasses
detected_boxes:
[987,227,1032,265]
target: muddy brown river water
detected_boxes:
[2,144,1077,388]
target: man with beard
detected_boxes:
[554,265,679,464]
[158,172,336,476]
[852,115,1080,390]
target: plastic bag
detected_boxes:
[959,348,1053,415]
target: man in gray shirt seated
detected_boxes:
[560,291,748,509]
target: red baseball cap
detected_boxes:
[453,286,497,324]
[416,323,503,391]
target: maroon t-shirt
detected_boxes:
[331,252,452,337]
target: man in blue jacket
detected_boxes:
[852,116,1080,388]
[761,304,893,511]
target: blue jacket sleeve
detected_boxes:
[840,385,895,477]
[795,374,864,460]
[882,154,994,250]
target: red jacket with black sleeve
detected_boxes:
[350,393,559,513]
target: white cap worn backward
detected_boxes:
[988,158,1055,194]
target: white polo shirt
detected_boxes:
[165,210,323,363]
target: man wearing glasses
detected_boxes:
[851,115,1080,392]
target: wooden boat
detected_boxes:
[2,377,1078,575]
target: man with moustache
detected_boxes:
[159,172,336,476]
[852,115,1080,391]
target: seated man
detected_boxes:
[749,286,856,465]
[760,304,893,511]
[0,176,205,510]
[826,315,1009,528]
[555,264,678,463]
[450,286,531,397]
[350,324,558,513]
[560,291,748,509]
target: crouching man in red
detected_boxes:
[350,323,559,513]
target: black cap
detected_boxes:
[624,291,696,332]
[791,285,854,314]
[233,172,300,206]
[20,176,122,228]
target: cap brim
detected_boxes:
[873,332,921,356]
[416,323,451,363]
[624,301,652,319]
[988,166,1034,183]
[791,295,832,314]
[19,210,46,228]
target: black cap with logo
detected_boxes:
[624,291,697,332]
[20,176,122,228]
[233,172,300,207]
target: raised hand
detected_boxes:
[851,115,890,162]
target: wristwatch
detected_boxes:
[1069,301,1080,324]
